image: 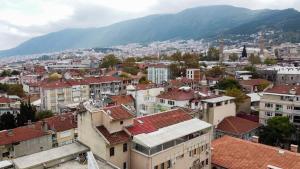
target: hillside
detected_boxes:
[1,5,300,57]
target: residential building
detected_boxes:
[239,79,271,93]
[0,122,52,160]
[147,64,170,84]
[259,66,300,85]
[85,76,122,97]
[212,136,300,169]
[127,84,164,116]
[215,116,261,140]
[186,68,201,81]
[201,96,236,127]
[259,85,300,127]
[44,113,77,147]
[78,103,134,169]
[126,109,213,169]
[155,87,195,112]
[0,97,20,116]
[40,80,89,113]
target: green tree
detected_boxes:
[0,112,16,130]
[248,54,261,65]
[11,70,20,75]
[100,54,121,68]
[257,81,270,91]
[259,116,295,147]
[243,65,260,79]
[229,53,239,61]
[139,76,150,84]
[205,66,225,78]
[216,78,241,90]
[206,47,220,61]
[7,84,25,97]
[36,110,54,120]
[17,101,37,126]
[182,53,200,68]
[0,70,11,77]
[264,58,277,65]
[225,88,248,109]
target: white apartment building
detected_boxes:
[186,68,201,81]
[127,84,164,116]
[259,85,300,127]
[147,64,170,84]
[40,80,89,113]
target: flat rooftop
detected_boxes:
[133,118,211,148]
[201,96,235,103]
[13,142,89,169]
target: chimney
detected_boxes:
[290,144,298,153]
[7,129,14,136]
[251,135,259,143]
[42,120,48,132]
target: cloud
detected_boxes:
[0,0,300,50]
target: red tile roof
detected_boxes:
[265,85,300,95]
[212,136,300,169]
[110,95,134,105]
[103,105,135,121]
[0,97,13,103]
[84,76,121,84]
[44,113,77,132]
[157,88,195,101]
[240,79,270,86]
[126,108,192,136]
[216,116,261,135]
[97,126,130,145]
[40,80,71,89]
[0,123,47,145]
[148,63,169,68]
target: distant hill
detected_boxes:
[1,5,300,57]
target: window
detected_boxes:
[2,152,9,157]
[168,100,175,105]
[275,104,283,111]
[160,99,165,103]
[110,147,115,156]
[161,163,165,169]
[167,160,171,168]
[123,162,127,169]
[123,143,128,152]
[265,112,272,117]
[206,159,209,165]
[265,103,273,108]
[154,166,158,169]
[216,102,222,106]
[193,149,197,155]
[120,121,123,125]
[189,150,192,157]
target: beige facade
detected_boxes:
[259,92,300,126]
[41,84,89,113]
[201,96,236,127]
[130,131,212,169]
[78,103,131,169]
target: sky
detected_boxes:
[0,0,300,50]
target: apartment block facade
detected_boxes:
[259,85,300,127]
[147,64,170,84]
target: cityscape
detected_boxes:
[1,1,300,169]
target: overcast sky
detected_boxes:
[0,0,300,50]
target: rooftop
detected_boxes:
[157,88,195,101]
[97,126,130,145]
[44,113,77,132]
[239,79,270,86]
[13,142,89,169]
[265,85,300,95]
[201,96,235,103]
[133,118,211,148]
[216,116,261,135]
[212,136,300,169]
[110,95,134,105]
[103,105,135,121]
[126,108,192,136]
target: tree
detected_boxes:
[0,70,11,77]
[11,70,20,75]
[205,66,225,78]
[225,88,248,109]
[36,110,54,120]
[216,78,241,90]
[182,53,200,68]
[139,76,150,84]
[259,116,295,147]
[248,53,261,65]
[243,65,259,79]
[17,101,36,126]
[7,84,25,97]
[257,81,270,91]
[264,58,277,65]
[205,47,219,61]
[169,63,184,79]
[229,53,239,61]
[100,54,121,68]
[0,112,16,130]
[242,45,247,58]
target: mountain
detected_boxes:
[1,5,300,57]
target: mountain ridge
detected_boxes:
[1,5,300,57]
